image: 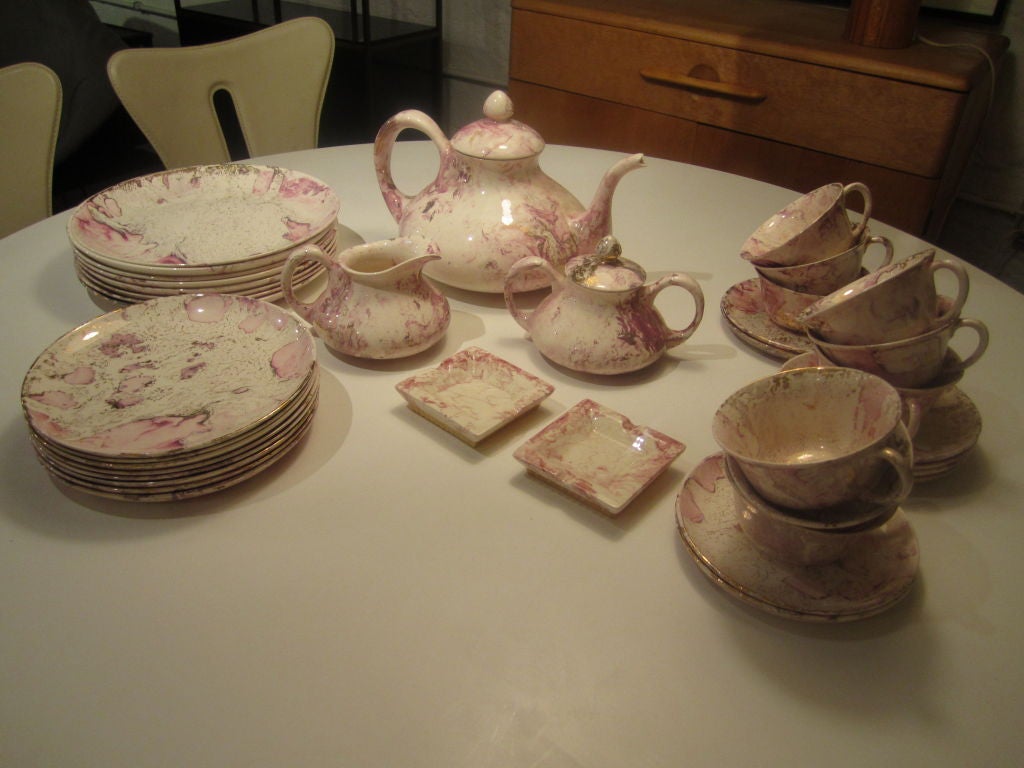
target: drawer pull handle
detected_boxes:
[640,67,766,103]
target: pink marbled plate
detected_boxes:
[514,399,685,515]
[68,164,339,273]
[720,279,813,359]
[22,294,316,458]
[676,453,919,622]
[396,347,554,445]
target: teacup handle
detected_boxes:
[862,235,894,272]
[842,182,873,242]
[644,273,706,348]
[902,399,924,440]
[932,259,971,325]
[503,255,563,332]
[867,443,914,507]
[945,317,990,374]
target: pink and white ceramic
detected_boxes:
[676,453,918,622]
[740,182,872,267]
[720,279,814,359]
[282,239,450,360]
[757,274,826,332]
[780,351,981,480]
[798,248,970,345]
[808,315,988,389]
[70,164,339,270]
[20,293,318,500]
[711,367,914,512]
[504,236,704,374]
[754,232,893,295]
[395,347,554,445]
[724,451,899,533]
[68,164,349,303]
[514,399,684,515]
[374,90,644,292]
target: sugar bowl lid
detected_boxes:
[567,236,647,291]
[449,90,545,160]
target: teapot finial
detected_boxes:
[483,90,515,122]
[595,235,622,262]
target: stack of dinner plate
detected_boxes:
[21,293,318,502]
[67,163,341,304]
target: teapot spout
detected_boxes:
[571,153,645,252]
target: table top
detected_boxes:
[2,142,1022,766]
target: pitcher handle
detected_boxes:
[932,259,971,325]
[843,182,873,242]
[504,256,559,332]
[644,272,705,348]
[373,110,450,223]
[282,244,333,319]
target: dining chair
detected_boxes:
[107,17,335,170]
[0,62,62,239]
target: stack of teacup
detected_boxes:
[796,247,988,477]
[711,367,916,567]
[740,182,894,332]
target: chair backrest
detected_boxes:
[0,62,61,238]
[107,17,334,170]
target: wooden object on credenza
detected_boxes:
[508,0,1008,238]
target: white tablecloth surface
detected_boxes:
[1,142,1022,766]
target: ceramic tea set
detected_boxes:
[284,90,705,371]
[673,178,992,619]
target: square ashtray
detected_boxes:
[396,347,555,445]
[514,399,686,515]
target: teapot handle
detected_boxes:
[504,256,561,332]
[281,243,334,321]
[644,272,706,348]
[373,110,450,223]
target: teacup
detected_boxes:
[711,367,914,512]
[781,349,965,439]
[809,315,988,389]
[757,274,824,332]
[740,182,872,267]
[798,248,970,345]
[755,233,893,295]
[726,455,897,562]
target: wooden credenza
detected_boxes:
[508,0,1008,238]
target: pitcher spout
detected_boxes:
[571,153,645,252]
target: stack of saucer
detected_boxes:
[21,293,318,502]
[68,164,341,304]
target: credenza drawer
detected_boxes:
[510,9,963,177]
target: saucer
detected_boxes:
[912,387,981,480]
[721,279,813,360]
[676,453,918,621]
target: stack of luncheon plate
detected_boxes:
[67,163,341,304]
[21,293,318,502]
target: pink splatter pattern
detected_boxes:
[514,399,684,515]
[21,293,315,456]
[68,164,339,267]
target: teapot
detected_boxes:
[281,239,450,359]
[504,236,705,375]
[374,90,645,293]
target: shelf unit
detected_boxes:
[509,0,1008,238]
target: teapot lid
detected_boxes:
[449,91,545,160]
[567,236,646,291]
